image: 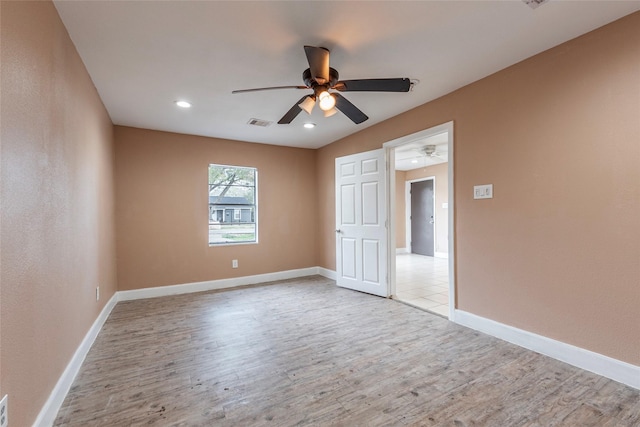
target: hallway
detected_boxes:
[395,253,450,316]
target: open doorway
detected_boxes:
[398,175,448,316]
[384,121,454,319]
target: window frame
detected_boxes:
[208,163,258,246]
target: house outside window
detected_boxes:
[208,164,257,245]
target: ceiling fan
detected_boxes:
[232,46,412,125]
[421,145,446,159]
[408,145,446,164]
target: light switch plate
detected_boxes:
[474,184,493,199]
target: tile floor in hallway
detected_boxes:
[395,253,450,316]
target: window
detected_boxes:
[208,164,257,245]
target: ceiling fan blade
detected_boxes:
[334,78,411,92]
[232,85,307,94]
[277,96,310,124]
[304,45,330,84]
[333,93,368,124]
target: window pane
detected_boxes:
[208,164,257,245]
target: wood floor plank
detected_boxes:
[54,276,639,426]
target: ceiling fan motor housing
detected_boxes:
[303,67,339,88]
[424,145,437,156]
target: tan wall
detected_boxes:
[114,126,318,290]
[2,5,638,426]
[395,171,407,249]
[0,2,117,425]
[318,13,640,365]
[403,163,449,254]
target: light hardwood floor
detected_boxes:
[54,276,639,426]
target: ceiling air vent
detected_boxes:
[247,118,272,127]
[522,0,549,9]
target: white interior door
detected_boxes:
[335,149,388,297]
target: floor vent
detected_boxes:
[247,118,272,127]
[522,0,548,9]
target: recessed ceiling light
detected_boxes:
[411,159,419,164]
[303,123,316,129]
[175,100,191,108]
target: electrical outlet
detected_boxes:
[0,394,8,427]
[96,286,100,301]
[232,259,238,269]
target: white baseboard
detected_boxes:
[396,248,409,254]
[43,272,637,427]
[117,267,321,301]
[34,293,118,427]
[317,267,337,280]
[454,310,640,390]
[35,267,330,426]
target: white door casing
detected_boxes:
[383,120,455,319]
[335,149,388,297]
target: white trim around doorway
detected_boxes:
[383,120,455,320]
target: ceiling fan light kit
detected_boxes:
[318,90,336,111]
[323,107,338,118]
[233,45,411,125]
[298,95,316,115]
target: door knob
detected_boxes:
[335,229,342,233]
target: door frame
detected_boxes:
[406,176,436,256]
[383,120,455,320]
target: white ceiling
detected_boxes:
[53,1,639,149]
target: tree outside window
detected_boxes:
[208,164,257,245]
